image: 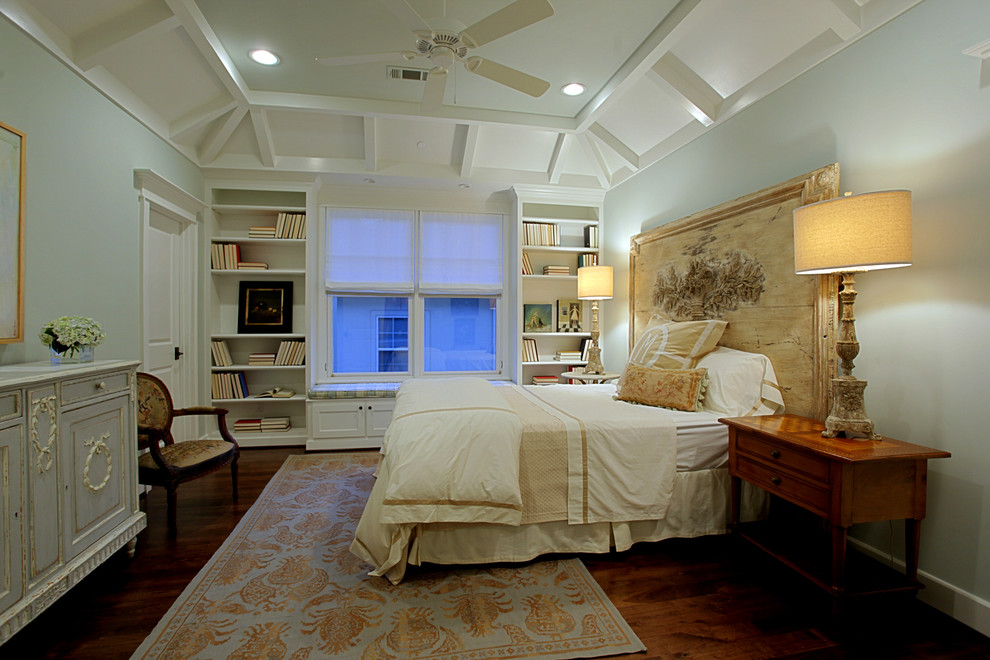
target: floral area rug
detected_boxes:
[133,452,645,659]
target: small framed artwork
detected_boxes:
[557,299,582,332]
[523,303,553,333]
[0,120,25,344]
[238,281,293,334]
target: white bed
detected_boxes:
[349,165,841,583]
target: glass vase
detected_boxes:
[50,345,95,365]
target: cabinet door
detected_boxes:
[309,401,366,439]
[365,400,394,438]
[24,386,61,588]
[0,422,23,614]
[61,394,131,560]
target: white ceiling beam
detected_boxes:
[963,38,990,89]
[0,0,73,58]
[364,117,378,172]
[170,96,239,141]
[459,124,479,178]
[163,0,249,104]
[249,109,276,168]
[199,106,248,165]
[547,133,567,184]
[574,0,718,131]
[647,52,721,127]
[577,134,610,189]
[588,123,639,170]
[820,0,862,40]
[74,4,180,71]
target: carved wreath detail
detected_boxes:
[652,250,765,320]
[83,432,113,493]
[31,395,58,474]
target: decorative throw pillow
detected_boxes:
[695,346,785,417]
[627,318,728,370]
[616,365,709,412]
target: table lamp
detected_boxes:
[577,265,613,374]
[793,190,913,439]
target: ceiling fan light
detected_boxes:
[249,49,279,66]
[561,82,585,96]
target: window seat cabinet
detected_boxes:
[0,360,146,646]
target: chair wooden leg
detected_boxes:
[167,486,177,535]
[231,456,239,502]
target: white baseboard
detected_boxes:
[848,537,990,638]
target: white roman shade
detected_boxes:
[419,212,503,294]
[325,208,415,292]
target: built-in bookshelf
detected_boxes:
[206,184,310,447]
[511,186,605,385]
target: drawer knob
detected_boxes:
[770,475,782,486]
[97,381,107,390]
[769,449,781,459]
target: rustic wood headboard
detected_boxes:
[629,164,840,419]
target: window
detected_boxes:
[324,209,503,377]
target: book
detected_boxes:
[248,352,276,365]
[255,387,295,399]
[522,337,539,363]
[521,252,533,275]
[237,261,269,270]
[522,221,560,246]
[532,375,560,385]
[583,225,599,248]
[211,340,233,366]
[542,265,570,276]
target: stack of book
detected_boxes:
[584,225,599,248]
[543,265,570,276]
[237,261,269,270]
[249,226,277,238]
[522,337,539,362]
[275,340,305,365]
[211,372,248,399]
[210,243,240,269]
[233,418,262,433]
[522,222,560,246]
[261,416,291,432]
[211,340,233,366]
[555,350,582,361]
[275,213,307,239]
[578,252,598,267]
[248,352,276,366]
[532,375,560,385]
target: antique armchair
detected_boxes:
[136,372,239,532]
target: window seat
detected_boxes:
[307,382,401,399]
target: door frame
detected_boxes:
[134,170,205,419]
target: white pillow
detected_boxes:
[695,346,785,417]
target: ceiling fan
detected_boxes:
[317,0,554,111]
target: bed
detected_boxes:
[350,165,841,583]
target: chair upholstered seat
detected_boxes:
[136,372,239,533]
[138,439,235,471]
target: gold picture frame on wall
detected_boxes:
[0,120,25,344]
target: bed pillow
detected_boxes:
[627,318,728,370]
[615,365,709,412]
[695,346,785,417]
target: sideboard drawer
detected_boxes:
[62,371,130,406]
[736,432,830,484]
[735,453,830,516]
[0,391,21,423]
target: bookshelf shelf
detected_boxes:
[207,183,310,447]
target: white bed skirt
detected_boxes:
[351,459,768,583]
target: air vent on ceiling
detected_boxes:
[387,65,430,82]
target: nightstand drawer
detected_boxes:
[61,370,131,405]
[735,454,829,515]
[736,433,829,484]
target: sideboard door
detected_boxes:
[61,394,131,559]
[0,422,23,614]
[24,386,62,590]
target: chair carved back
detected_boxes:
[137,373,175,449]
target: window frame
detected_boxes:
[315,207,507,382]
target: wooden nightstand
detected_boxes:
[721,414,950,598]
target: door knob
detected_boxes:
[174,347,184,360]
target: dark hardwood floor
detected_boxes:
[4,447,989,659]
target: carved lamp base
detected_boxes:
[823,377,879,440]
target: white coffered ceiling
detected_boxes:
[2,0,922,192]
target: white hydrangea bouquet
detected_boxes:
[40,316,106,357]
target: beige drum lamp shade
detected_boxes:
[577,265,614,300]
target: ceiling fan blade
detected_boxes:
[378,0,432,34]
[317,52,409,67]
[460,0,554,49]
[421,69,447,111]
[464,57,550,97]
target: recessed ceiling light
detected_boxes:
[458,183,471,189]
[561,82,585,96]
[249,49,280,66]
[363,178,376,184]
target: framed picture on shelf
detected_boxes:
[557,299,582,332]
[523,303,553,333]
[238,280,293,334]
[0,120,25,343]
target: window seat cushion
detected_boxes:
[308,382,401,399]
